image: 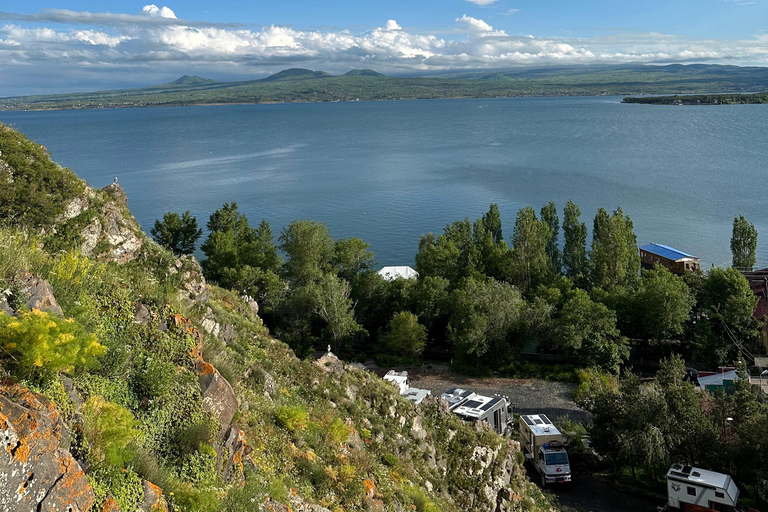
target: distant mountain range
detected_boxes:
[2,64,768,110]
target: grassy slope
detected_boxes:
[0,124,554,512]
[3,64,768,110]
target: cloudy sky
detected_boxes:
[1,0,767,96]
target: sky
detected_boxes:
[1,0,767,96]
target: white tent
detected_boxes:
[377,266,419,282]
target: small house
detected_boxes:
[639,243,700,274]
[377,266,419,282]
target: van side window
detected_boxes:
[715,491,724,499]
[687,486,696,496]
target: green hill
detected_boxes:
[3,63,768,111]
[260,68,333,82]
[0,123,553,512]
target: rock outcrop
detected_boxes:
[0,383,94,512]
[16,273,63,315]
[139,480,168,512]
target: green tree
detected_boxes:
[731,214,758,270]
[540,201,560,274]
[699,267,759,364]
[635,265,695,341]
[293,273,360,353]
[385,311,427,359]
[201,204,281,294]
[590,207,640,289]
[448,277,523,367]
[510,207,551,292]
[333,237,375,283]
[562,200,588,280]
[279,220,335,285]
[0,309,106,382]
[482,203,503,244]
[151,210,202,255]
[556,289,628,372]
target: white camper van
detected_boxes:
[660,464,756,512]
[518,414,572,487]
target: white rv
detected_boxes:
[661,464,755,512]
[440,387,512,435]
[518,414,572,487]
[383,370,432,405]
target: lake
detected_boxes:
[2,97,767,269]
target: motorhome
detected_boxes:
[660,464,757,512]
[383,370,432,405]
[518,414,572,486]
[440,387,512,434]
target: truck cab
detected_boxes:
[535,440,572,486]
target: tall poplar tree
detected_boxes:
[540,201,560,275]
[562,200,588,280]
[590,207,640,289]
[511,207,551,292]
[731,215,758,271]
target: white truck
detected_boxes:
[659,464,757,512]
[518,414,572,487]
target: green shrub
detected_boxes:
[89,466,145,512]
[177,443,218,484]
[132,354,176,402]
[0,309,105,382]
[83,396,141,468]
[75,373,138,409]
[325,417,351,445]
[275,405,309,432]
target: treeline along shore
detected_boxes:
[623,92,768,105]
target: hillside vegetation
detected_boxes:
[3,63,768,110]
[0,123,553,512]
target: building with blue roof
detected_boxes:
[640,243,700,274]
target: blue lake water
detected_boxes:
[2,96,767,268]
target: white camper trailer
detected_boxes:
[383,370,410,394]
[383,370,432,405]
[661,464,755,512]
[440,387,512,434]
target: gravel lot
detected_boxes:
[372,363,590,423]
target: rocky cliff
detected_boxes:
[0,123,554,512]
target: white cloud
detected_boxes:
[1,6,768,96]
[142,5,177,19]
[384,20,402,31]
[465,0,499,5]
[500,9,521,15]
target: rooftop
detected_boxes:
[453,395,504,419]
[639,243,698,262]
[666,464,734,495]
[521,414,561,437]
[440,387,476,410]
[402,387,431,405]
[377,266,419,282]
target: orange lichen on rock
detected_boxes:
[364,479,376,498]
[0,383,95,512]
[100,497,120,512]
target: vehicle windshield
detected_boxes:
[545,452,569,465]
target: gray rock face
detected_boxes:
[196,361,238,439]
[0,296,12,316]
[17,273,62,315]
[0,384,95,512]
[133,302,151,324]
